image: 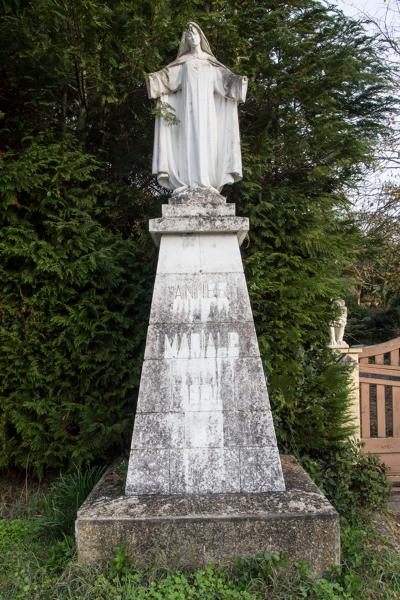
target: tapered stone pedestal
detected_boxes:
[125,190,285,495]
[76,190,340,573]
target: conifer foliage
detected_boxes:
[0,1,394,473]
[0,138,154,473]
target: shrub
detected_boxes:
[265,348,356,456]
[302,441,391,521]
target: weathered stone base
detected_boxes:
[76,456,339,577]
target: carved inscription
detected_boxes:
[172,280,230,321]
[174,281,226,300]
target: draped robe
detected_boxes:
[147,56,247,192]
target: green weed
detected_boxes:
[36,464,105,540]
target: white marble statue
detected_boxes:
[146,22,248,194]
[329,299,349,348]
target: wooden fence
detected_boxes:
[359,337,400,483]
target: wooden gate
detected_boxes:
[359,337,400,483]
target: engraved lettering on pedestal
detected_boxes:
[172,280,230,322]
[164,331,240,359]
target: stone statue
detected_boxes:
[329,299,349,348]
[146,22,248,194]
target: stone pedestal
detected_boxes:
[125,191,285,495]
[75,190,340,574]
[76,456,340,577]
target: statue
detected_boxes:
[329,299,349,349]
[146,22,248,194]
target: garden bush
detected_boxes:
[0,519,35,553]
[302,441,391,521]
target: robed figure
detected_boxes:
[146,22,248,193]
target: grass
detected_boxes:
[36,464,105,539]
[1,513,400,598]
[0,470,49,520]
[0,465,400,599]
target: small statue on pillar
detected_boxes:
[329,299,349,349]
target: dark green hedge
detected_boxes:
[0,139,155,473]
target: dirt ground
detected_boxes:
[0,472,50,519]
[374,489,400,550]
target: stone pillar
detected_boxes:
[125,190,285,495]
[338,347,363,440]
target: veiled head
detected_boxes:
[177,22,216,59]
[186,24,201,49]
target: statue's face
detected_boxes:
[186,26,201,49]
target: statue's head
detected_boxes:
[186,23,201,49]
[177,22,216,60]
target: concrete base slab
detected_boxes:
[76,456,340,577]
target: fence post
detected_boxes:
[339,347,363,440]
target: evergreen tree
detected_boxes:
[0,0,394,473]
[0,137,155,473]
